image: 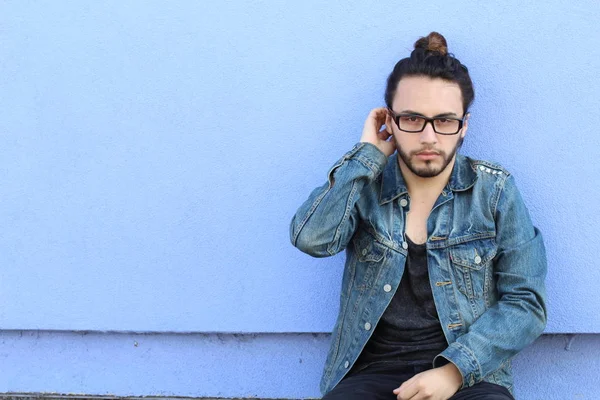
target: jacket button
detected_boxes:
[362,249,368,256]
[400,199,408,207]
[402,241,408,250]
[344,361,349,368]
[474,255,482,264]
[383,284,392,292]
[364,322,371,330]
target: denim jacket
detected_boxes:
[289,142,547,397]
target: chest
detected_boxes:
[404,198,437,244]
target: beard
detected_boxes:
[394,136,463,178]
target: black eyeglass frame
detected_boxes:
[387,108,468,135]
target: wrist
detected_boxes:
[359,140,387,157]
[440,362,463,388]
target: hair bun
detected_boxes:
[414,32,448,56]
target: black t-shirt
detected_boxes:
[349,234,448,375]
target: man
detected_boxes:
[289,32,547,400]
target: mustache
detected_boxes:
[410,148,444,156]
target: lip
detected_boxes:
[416,151,440,160]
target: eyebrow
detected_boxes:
[398,110,459,118]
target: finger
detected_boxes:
[364,111,387,138]
[368,107,386,118]
[375,114,388,131]
[376,128,391,141]
[369,107,388,117]
[365,109,384,130]
[395,383,419,400]
[393,377,416,396]
[367,108,387,125]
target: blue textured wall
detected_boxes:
[0,0,598,398]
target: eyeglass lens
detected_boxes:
[398,116,460,134]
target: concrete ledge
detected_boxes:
[1,333,599,399]
[0,395,310,400]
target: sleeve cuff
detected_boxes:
[326,142,389,187]
[433,341,482,389]
[348,142,389,175]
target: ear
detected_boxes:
[385,109,393,135]
[460,112,470,138]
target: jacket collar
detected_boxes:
[379,153,478,205]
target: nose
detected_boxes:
[419,120,438,144]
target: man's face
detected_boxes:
[387,76,468,178]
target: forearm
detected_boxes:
[434,228,548,388]
[434,170,548,388]
[289,142,387,257]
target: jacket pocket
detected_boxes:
[351,230,388,291]
[353,231,387,262]
[449,238,497,299]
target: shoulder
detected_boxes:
[456,155,516,209]
[465,156,511,179]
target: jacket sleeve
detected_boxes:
[433,173,548,388]
[289,142,388,258]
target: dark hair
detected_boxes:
[384,32,474,114]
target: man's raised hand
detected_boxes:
[359,107,396,157]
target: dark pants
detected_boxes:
[322,363,515,400]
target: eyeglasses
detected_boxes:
[387,108,467,135]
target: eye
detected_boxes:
[437,118,450,124]
[400,116,421,122]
